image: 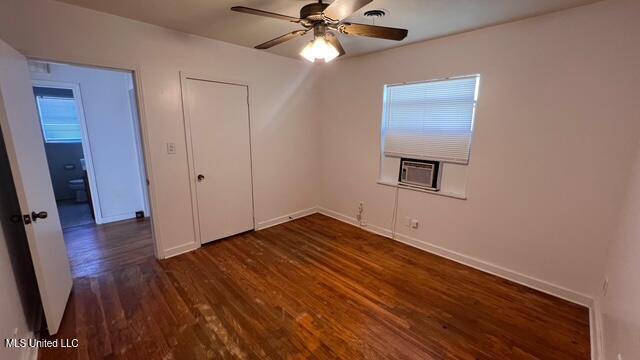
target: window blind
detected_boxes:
[382,75,479,164]
[36,97,82,143]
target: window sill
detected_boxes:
[376,180,467,200]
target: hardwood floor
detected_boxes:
[41,214,590,359]
[63,218,154,278]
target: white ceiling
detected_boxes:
[54,0,600,60]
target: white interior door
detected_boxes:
[184,78,254,243]
[0,39,72,334]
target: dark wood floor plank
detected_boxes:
[40,214,590,359]
[63,219,154,278]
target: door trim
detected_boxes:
[128,88,151,218]
[31,79,105,224]
[179,72,257,247]
[27,56,164,258]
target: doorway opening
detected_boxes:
[29,60,154,276]
[32,82,93,228]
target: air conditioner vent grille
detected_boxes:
[399,158,440,190]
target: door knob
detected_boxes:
[197,174,205,182]
[31,211,48,222]
[9,214,21,223]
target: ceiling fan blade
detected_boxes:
[255,30,308,49]
[323,0,373,21]
[326,33,346,57]
[231,6,300,23]
[338,22,408,41]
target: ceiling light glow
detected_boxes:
[300,36,339,63]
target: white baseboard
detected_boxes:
[255,206,319,230]
[318,207,392,236]
[147,204,604,358]
[97,212,136,225]
[162,207,319,258]
[163,242,199,259]
[395,232,593,306]
[591,297,605,360]
[158,206,600,358]
[317,207,593,306]
[318,206,601,359]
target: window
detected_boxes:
[36,96,83,143]
[382,75,480,164]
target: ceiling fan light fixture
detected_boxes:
[232,0,408,60]
[300,36,339,63]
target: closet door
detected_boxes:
[184,78,254,243]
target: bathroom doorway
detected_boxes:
[30,61,150,230]
[32,81,94,228]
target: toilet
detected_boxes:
[68,178,88,202]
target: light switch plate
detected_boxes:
[166,142,176,155]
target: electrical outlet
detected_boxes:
[356,202,364,224]
[404,216,411,227]
[411,219,419,229]
[166,142,176,155]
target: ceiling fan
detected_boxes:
[231,0,408,62]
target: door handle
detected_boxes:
[31,211,48,222]
[197,174,205,182]
[9,214,22,223]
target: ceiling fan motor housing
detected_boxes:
[300,2,330,22]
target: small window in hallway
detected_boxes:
[34,87,83,143]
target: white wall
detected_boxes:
[316,0,640,300]
[0,0,319,257]
[598,138,640,359]
[32,64,148,223]
[2,0,639,357]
